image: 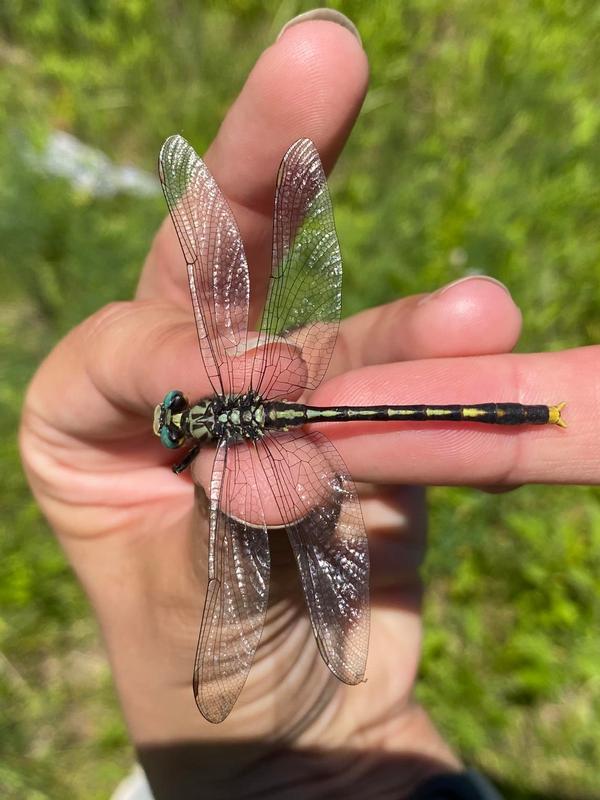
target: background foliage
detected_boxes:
[1,2,599,797]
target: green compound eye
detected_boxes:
[160,425,184,450]
[155,390,188,449]
[164,390,187,413]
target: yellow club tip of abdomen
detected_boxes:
[549,402,567,428]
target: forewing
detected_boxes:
[252,139,342,399]
[159,135,250,396]
[257,429,370,684]
[194,440,270,723]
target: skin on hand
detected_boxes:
[18,16,599,799]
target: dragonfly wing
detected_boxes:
[159,135,250,396]
[257,429,370,684]
[253,139,342,399]
[194,439,270,723]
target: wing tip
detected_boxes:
[193,672,232,724]
[276,137,321,190]
[162,132,187,149]
[158,133,190,173]
[288,137,317,158]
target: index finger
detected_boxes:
[137,15,368,316]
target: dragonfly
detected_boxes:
[153,134,565,723]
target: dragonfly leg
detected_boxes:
[172,444,201,474]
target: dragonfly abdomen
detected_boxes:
[265,401,566,428]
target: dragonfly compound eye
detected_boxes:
[164,390,188,413]
[154,390,188,448]
[160,425,185,450]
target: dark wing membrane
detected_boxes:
[258,429,370,684]
[252,139,342,400]
[159,135,250,396]
[194,440,270,723]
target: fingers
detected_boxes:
[312,346,598,486]
[138,17,368,307]
[22,301,204,442]
[25,269,510,444]
[334,276,522,373]
[24,288,596,488]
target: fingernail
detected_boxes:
[418,275,511,305]
[277,8,362,45]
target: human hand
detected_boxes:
[20,14,594,799]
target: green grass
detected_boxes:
[1,2,599,797]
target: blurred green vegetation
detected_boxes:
[1,1,599,797]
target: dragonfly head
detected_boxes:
[153,390,189,449]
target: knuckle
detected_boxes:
[82,301,138,340]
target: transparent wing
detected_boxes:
[252,139,342,400]
[257,429,370,684]
[159,135,250,397]
[194,440,270,723]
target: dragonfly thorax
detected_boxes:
[188,392,266,443]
